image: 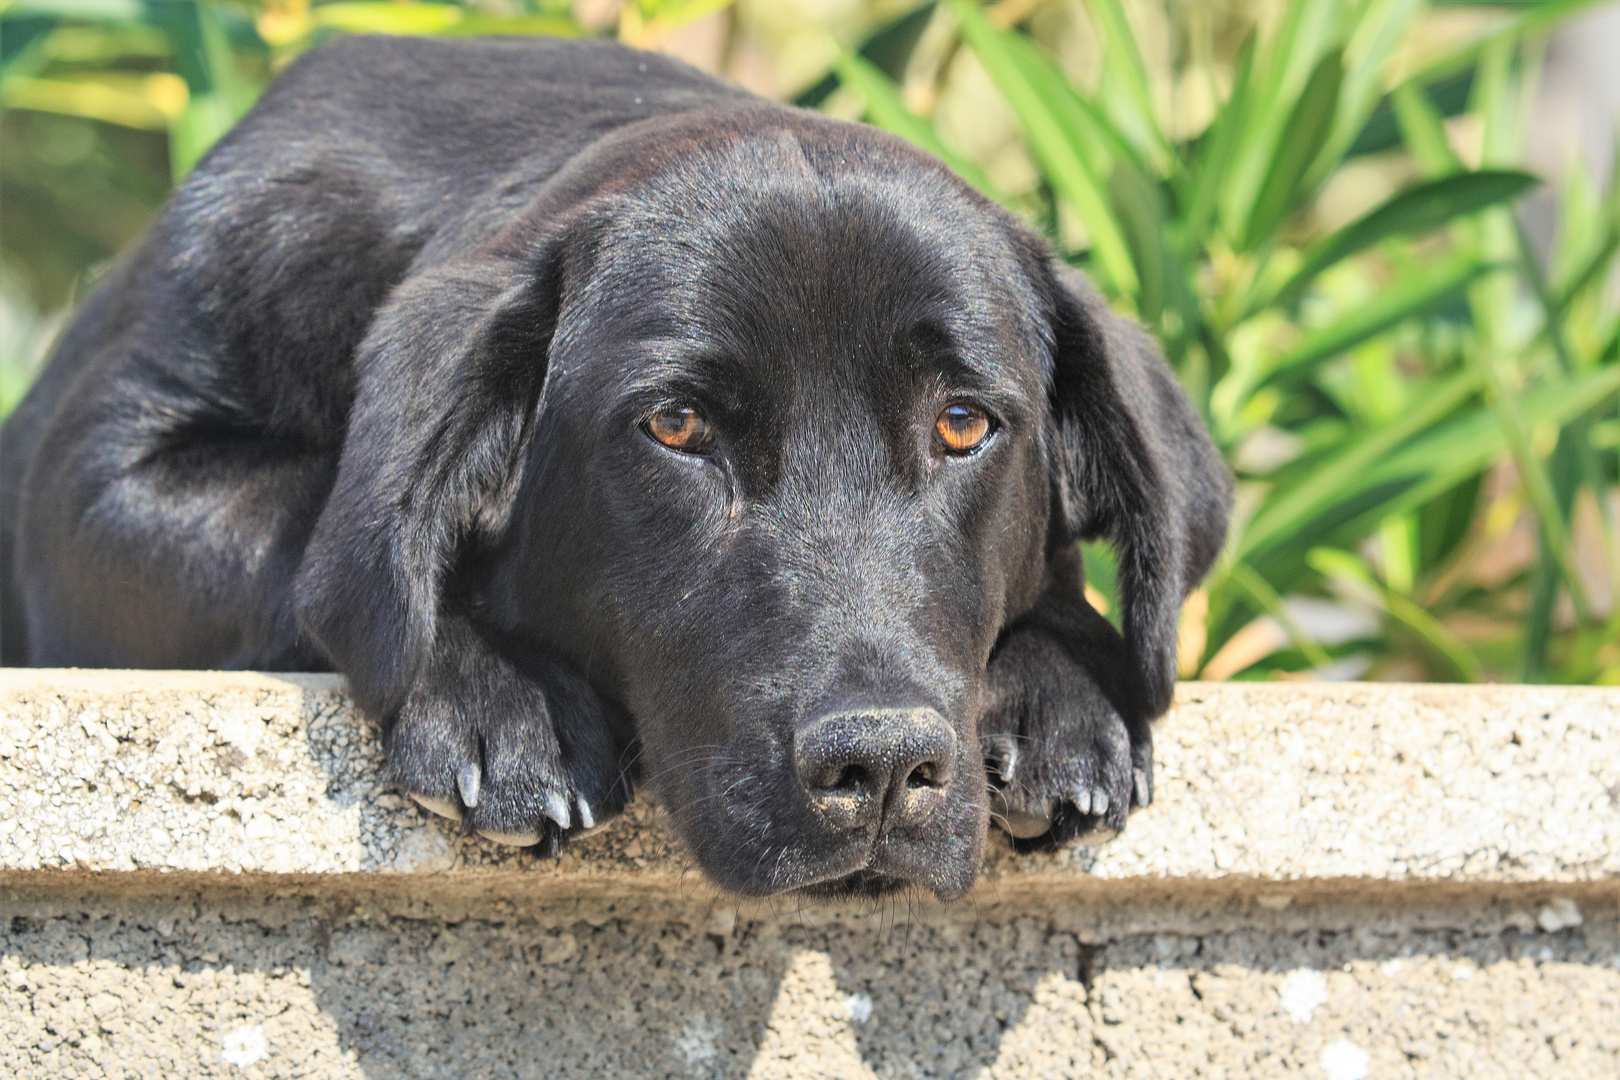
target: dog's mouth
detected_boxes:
[794,868,911,899]
[683,809,985,901]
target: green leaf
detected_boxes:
[1108,160,1169,323]
[311,2,463,34]
[796,3,934,110]
[1241,49,1343,251]
[1269,170,1540,309]
[147,0,258,176]
[1262,253,1492,384]
[442,15,581,37]
[1550,216,1620,312]
[1221,0,1342,239]
[1240,369,1483,560]
[1350,366,1620,528]
[1230,562,1333,669]
[1402,0,1603,88]
[1079,0,1169,170]
[832,50,1003,201]
[947,0,1138,297]
[996,29,1141,177]
[1392,81,1462,178]
[1,13,57,81]
[1182,31,1254,250]
[4,0,141,16]
[1349,69,1472,160]
[1307,0,1423,187]
[1306,548,1480,681]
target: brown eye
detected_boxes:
[935,403,992,454]
[646,407,714,454]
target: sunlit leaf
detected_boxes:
[1221,0,1342,240]
[1241,49,1342,251]
[2,0,141,16]
[1079,0,1170,171]
[1240,369,1484,559]
[947,0,1138,297]
[832,49,1002,201]
[1182,31,1254,250]
[1268,170,1539,309]
[1263,253,1492,384]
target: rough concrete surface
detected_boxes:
[3,890,1616,1079]
[2,673,1619,887]
[2,672,1619,1077]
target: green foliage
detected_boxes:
[0,0,685,401]
[835,0,1620,683]
[4,0,1619,684]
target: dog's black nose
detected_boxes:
[794,708,956,833]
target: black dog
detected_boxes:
[0,36,1228,899]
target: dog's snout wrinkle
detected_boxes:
[793,707,955,835]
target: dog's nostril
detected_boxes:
[831,765,869,792]
[906,762,939,788]
[794,707,956,833]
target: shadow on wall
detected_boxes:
[0,898,1069,1078]
[3,893,1617,1078]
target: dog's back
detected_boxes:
[0,36,748,665]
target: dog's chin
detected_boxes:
[692,840,982,902]
[680,828,980,900]
[665,770,989,902]
[794,868,929,900]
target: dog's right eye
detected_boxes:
[645,407,714,454]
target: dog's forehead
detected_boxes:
[573,125,1049,401]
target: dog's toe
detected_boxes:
[985,698,1136,847]
[477,827,543,846]
[991,798,1054,839]
[1071,785,1091,816]
[408,791,463,822]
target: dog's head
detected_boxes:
[301,111,1226,898]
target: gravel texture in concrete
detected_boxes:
[2,672,1619,1077]
[3,672,1618,889]
[2,890,1616,1079]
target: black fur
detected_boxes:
[0,36,1230,899]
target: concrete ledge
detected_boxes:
[3,672,1618,1077]
[3,671,1616,890]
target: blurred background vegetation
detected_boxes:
[3,0,1619,685]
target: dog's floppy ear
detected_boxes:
[294,224,587,719]
[1040,259,1231,719]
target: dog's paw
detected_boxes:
[981,627,1152,847]
[387,619,631,853]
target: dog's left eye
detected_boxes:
[645,407,714,454]
[935,403,993,455]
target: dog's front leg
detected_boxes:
[387,617,632,852]
[980,544,1152,846]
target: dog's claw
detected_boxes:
[990,789,1055,839]
[477,827,541,847]
[1072,787,1091,815]
[1133,767,1150,807]
[456,764,481,809]
[1092,788,1109,817]
[543,791,571,830]
[982,734,1019,784]
[575,795,595,830]
[1077,820,1121,846]
[409,792,462,823]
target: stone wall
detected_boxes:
[2,672,1616,1078]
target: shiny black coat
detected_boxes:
[0,36,1230,898]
